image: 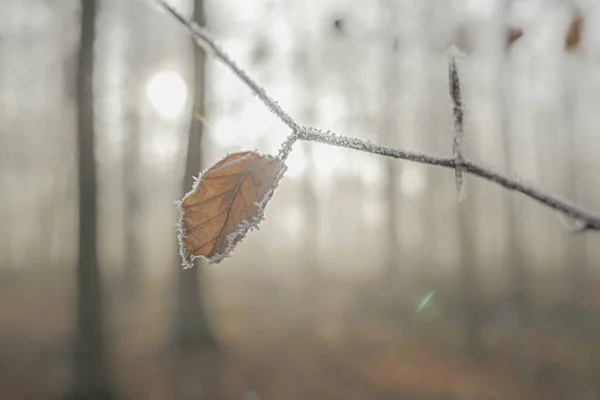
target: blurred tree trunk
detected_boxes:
[562,50,591,376]
[417,2,440,292]
[172,0,217,352]
[301,144,320,324]
[295,43,321,321]
[68,0,116,398]
[498,26,532,373]
[561,13,600,395]
[122,106,142,295]
[122,21,144,297]
[457,197,484,358]
[381,0,401,282]
[565,86,587,328]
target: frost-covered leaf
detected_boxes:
[176,151,286,268]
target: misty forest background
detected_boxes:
[2,0,600,399]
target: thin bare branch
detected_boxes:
[298,128,600,230]
[154,0,600,232]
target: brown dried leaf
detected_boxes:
[177,151,286,267]
[506,27,524,49]
[565,14,583,52]
[505,13,583,53]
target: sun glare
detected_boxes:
[146,70,188,118]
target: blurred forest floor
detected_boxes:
[0,268,594,400]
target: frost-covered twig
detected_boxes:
[297,128,600,229]
[297,128,453,168]
[448,56,467,201]
[155,0,600,232]
[277,132,299,162]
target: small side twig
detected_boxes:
[448,55,467,201]
[154,0,600,232]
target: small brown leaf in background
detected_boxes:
[565,14,583,52]
[506,27,524,49]
[177,151,285,267]
[505,12,583,53]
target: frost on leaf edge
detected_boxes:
[175,151,288,269]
